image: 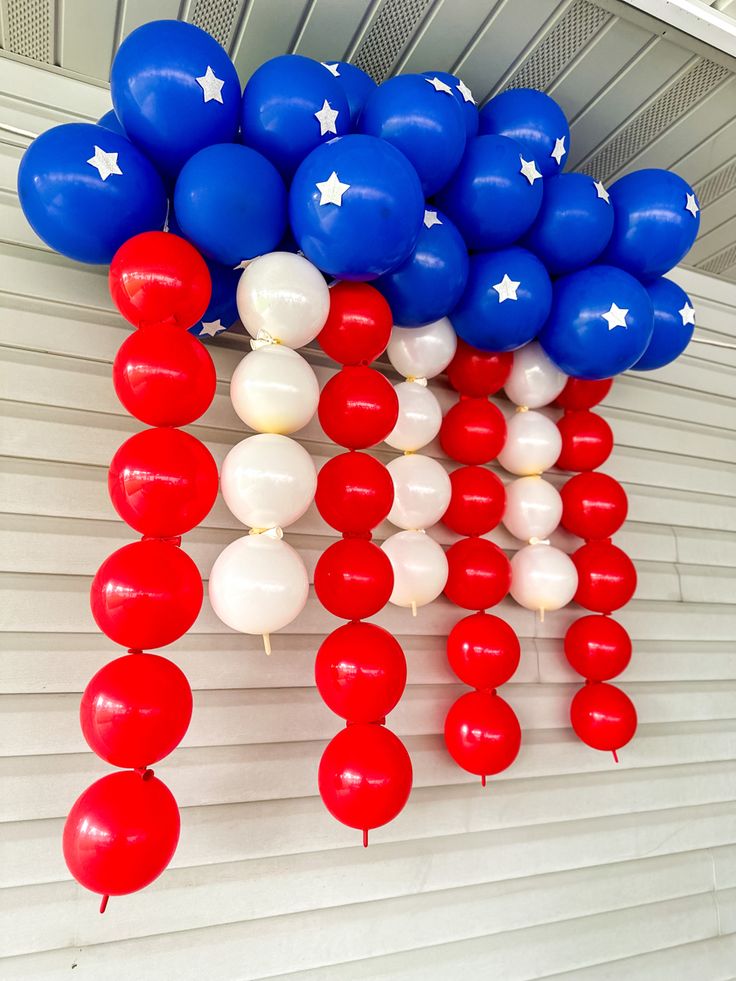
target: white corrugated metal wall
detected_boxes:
[1,55,736,980]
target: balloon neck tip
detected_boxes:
[362,830,369,848]
[481,775,487,788]
[99,894,109,915]
[612,750,619,764]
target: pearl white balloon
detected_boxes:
[387,318,457,379]
[502,475,562,543]
[236,252,330,348]
[221,434,317,531]
[510,543,578,614]
[230,345,319,435]
[497,410,562,476]
[208,533,309,635]
[385,382,442,451]
[504,341,568,409]
[386,454,451,530]
[381,531,448,610]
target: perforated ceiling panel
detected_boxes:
[189,0,240,51]
[353,0,432,83]
[4,0,52,63]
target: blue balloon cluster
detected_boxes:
[17,18,701,370]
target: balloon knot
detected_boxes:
[481,775,487,788]
[142,535,181,547]
[250,328,280,350]
[99,894,109,915]
[405,376,428,387]
[341,530,372,541]
[363,829,369,848]
[249,526,283,539]
[515,405,529,413]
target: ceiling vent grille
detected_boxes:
[354,0,433,83]
[190,0,240,51]
[580,57,731,181]
[5,0,53,63]
[693,157,736,209]
[697,242,736,276]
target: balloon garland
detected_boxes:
[65,231,219,912]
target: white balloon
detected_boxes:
[386,454,451,530]
[221,434,317,531]
[497,410,562,476]
[504,341,568,409]
[230,345,319,435]
[502,475,562,543]
[381,531,448,610]
[510,543,578,614]
[387,318,457,379]
[236,252,329,348]
[385,382,442,451]
[208,533,309,635]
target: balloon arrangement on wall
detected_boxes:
[17,16,700,903]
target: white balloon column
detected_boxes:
[209,252,328,653]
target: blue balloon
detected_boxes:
[538,265,654,379]
[435,135,543,250]
[322,61,376,129]
[17,122,167,264]
[374,207,469,326]
[189,258,240,340]
[632,277,695,371]
[173,143,287,267]
[358,74,466,196]
[601,168,700,280]
[241,54,350,178]
[289,134,424,281]
[523,172,614,275]
[450,247,552,352]
[479,88,569,177]
[421,71,478,139]
[111,20,240,180]
[97,109,126,136]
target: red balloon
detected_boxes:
[318,282,393,365]
[560,472,628,541]
[108,428,219,538]
[565,615,632,681]
[444,537,511,610]
[109,232,211,330]
[556,410,613,472]
[316,451,394,534]
[318,723,412,839]
[63,770,180,898]
[440,398,507,465]
[315,622,407,722]
[113,325,216,427]
[555,376,613,410]
[442,466,506,536]
[570,682,637,754]
[318,366,399,449]
[573,541,637,613]
[444,691,521,780]
[447,612,520,689]
[314,538,394,620]
[80,652,193,768]
[90,540,203,649]
[446,339,513,397]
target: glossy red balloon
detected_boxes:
[108,428,219,538]
[564,615,632,681]
[318,282,393,365]
[570,682,637,754]
[561,472,628,541]
[63,770,180,898]
[442,466,506,536]
[556,410,613,472]
[572,541,637,613]
[90,540,203,649]
[109,231,211,329]
[440,398,507,465]
[446,339,513,397]
[314,538,394,620]
[318,366,399,449]
[315,621,407,722]
[444,538,511,610]
[80,652,193,768]
[444,691,521,780]
[318,723,412,838]
[113,325,217,427]
[555,377,613,410]
[316,451,394,534]
[447,612,520,689]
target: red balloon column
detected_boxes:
[558,381,638,761]
[64,232,217,911]
[314,283,412,845]
[440,340,521,784]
